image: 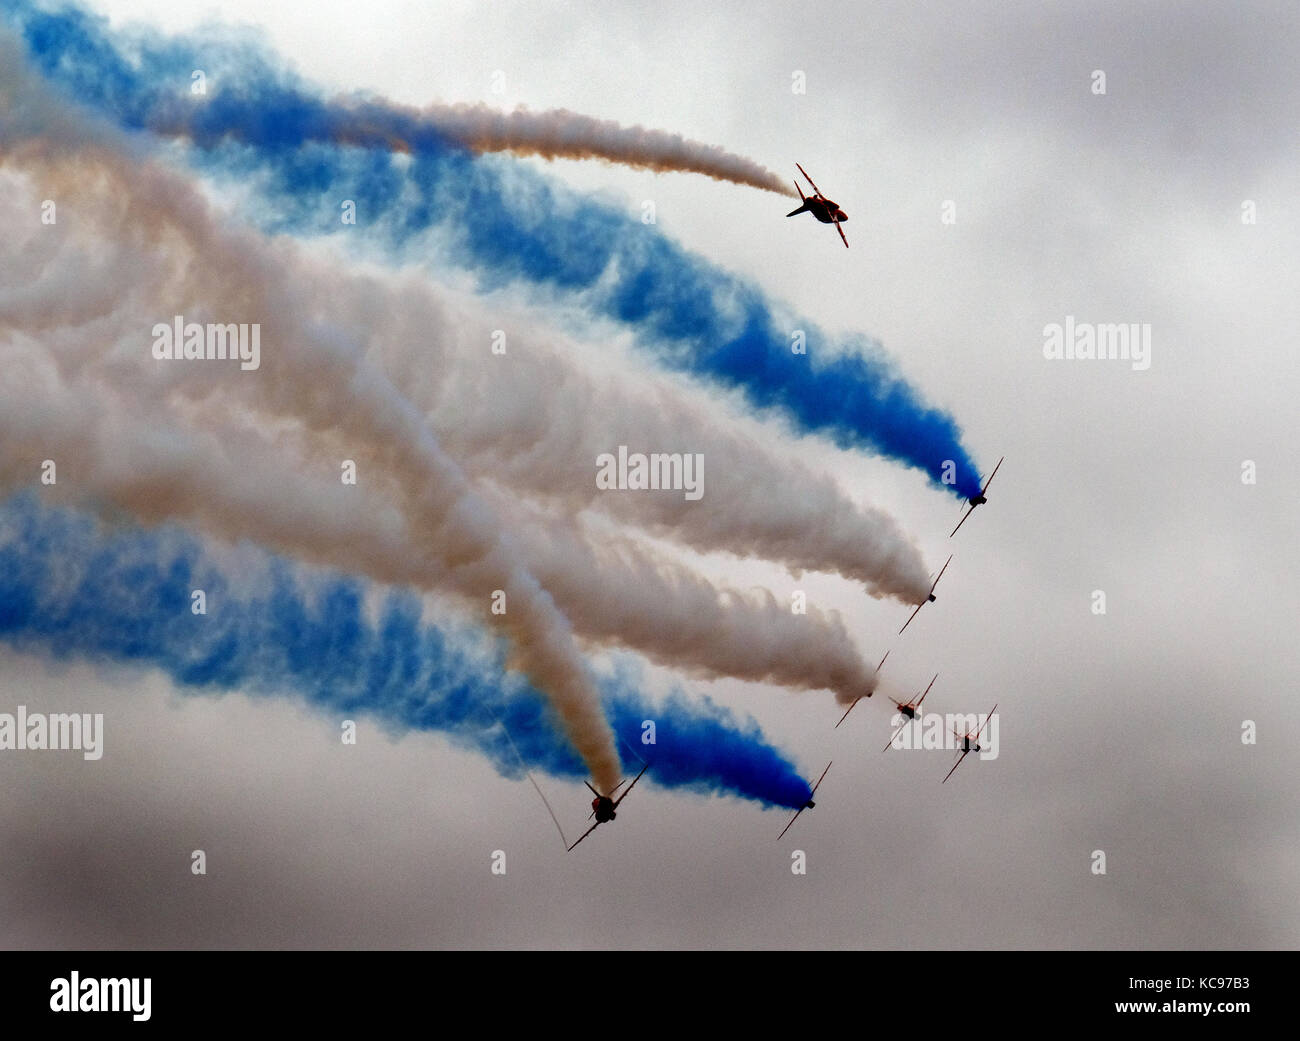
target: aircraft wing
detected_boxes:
[942,750,970,784]
[566,821,601,852]
[777,807,805,841]
[981,457,1004,495]
[841,652,888,721]
[972,703,998,743]
[932,555,952,590]
[613,762,650,808]
[950,504,976,537]
[916,674,938,707]
[779,762,832,839]
[899,601,925,634]
[834,217,849,248]
[835,698,861,729]
[882,721,909,753]
[795,162,822,196]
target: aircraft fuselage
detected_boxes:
[808,198,847,224]
[789,196,848,224]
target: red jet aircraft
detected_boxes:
[787,163,849,247]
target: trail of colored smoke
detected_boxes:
[4,1,984,499]
[0,494,813,809]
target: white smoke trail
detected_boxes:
[346,273,936,606]
[168,385,886,699]
[473,487,879,697]
[387,101,798,196]
[146,87,797,197]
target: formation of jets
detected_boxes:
[771,169,1006,835]
[532,166,1005,850]
[836,451,1004,771]
[732,444,1002,841]
[814,448,1004,823]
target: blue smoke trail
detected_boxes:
[0,493,812,809]
[3,1,984,498]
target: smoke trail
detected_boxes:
[192,95,797,197]
[478,489,881,698]
[3,2,986,499]
[375,285,935,606]
[0,60,886,711]
[0,493,813,809]
[3,2,790,192]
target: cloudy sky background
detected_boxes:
[1,0,1297,948]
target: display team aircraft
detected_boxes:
[951,457,1004,538]
[777,762,833,841]
[835,650,890,729]
[566,762,651,852]
[882,674,939,751]
[898,555,953,635]
[787,163,849,247]
[943,704,997,784]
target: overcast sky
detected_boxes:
[1,0,1297,948]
